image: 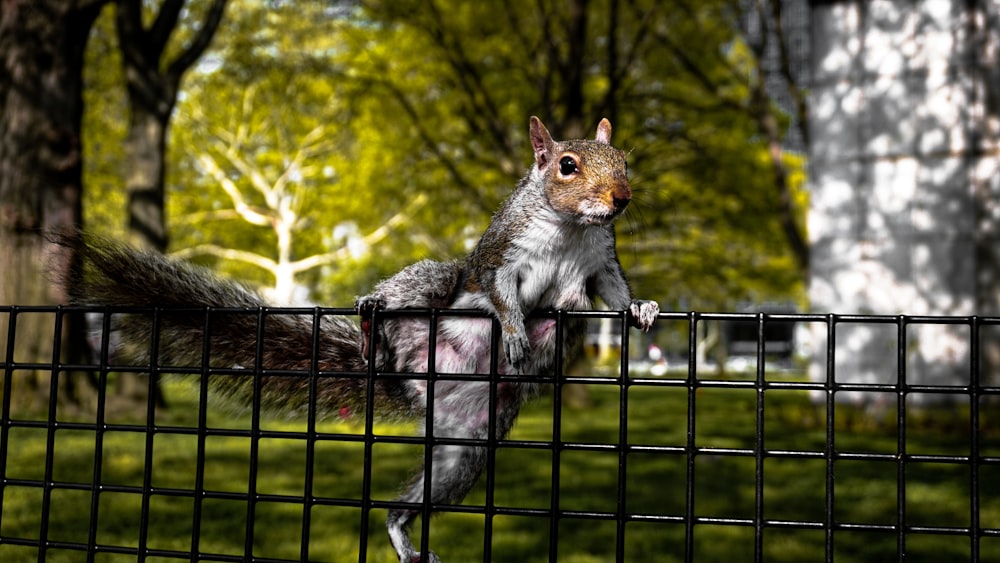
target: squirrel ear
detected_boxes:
[529,116,555,168]
[595,118,612,144]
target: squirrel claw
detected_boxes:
[502,330,531,372]
[628,299,660,332]
[355,293,386,316]
[356,293,388,362]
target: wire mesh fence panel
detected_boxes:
[1,306,999,562]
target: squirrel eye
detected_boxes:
[558,156,578,176]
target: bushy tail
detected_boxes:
[68,234,267,310]
[60,234,417,420]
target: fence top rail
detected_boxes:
[4,304,1000,326]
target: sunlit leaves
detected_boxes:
[84,0,807,309]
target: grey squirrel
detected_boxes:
[65,116,659,563]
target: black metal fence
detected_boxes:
[1,306,999,562]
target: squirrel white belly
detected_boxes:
[65,116,659,563]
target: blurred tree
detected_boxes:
[115,0,227,251]
[0,0,229,413]
[165,0,439,303]
[337,0,808,308]
[0,0,109,411]
[129,0,807,310]
[173,82,430,304]
[739,0,810,275]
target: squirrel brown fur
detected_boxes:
[65,116,659,563]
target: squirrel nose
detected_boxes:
[612,183,632,212]
[613,195,630,212]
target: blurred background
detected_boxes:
[4,3,1000,561]
[3,0,813,399]
[75,0,812,310]
[5,0,1000,402]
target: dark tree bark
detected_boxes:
[0,0,109,412]
[115,0,227,252]
[748,0,811,278]
[560,0,588,139]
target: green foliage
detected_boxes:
[348,0,809,308]
[166,0,465,302]
[82,7,128,239]
[84,0,808,308]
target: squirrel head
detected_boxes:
[529,116,631,226]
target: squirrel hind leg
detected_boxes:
[386,510,441,563]
[386,438,488,562]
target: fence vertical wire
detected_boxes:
[895,317,907,562]
[240,308,266,560]
[358,306,376,563]
[0,308,17,541]
[189,308,213,559]
[547,310,564,563]
[616,311,631,563]
[299,307,324,562]
[753,313,767,563]
[482,315,502,563]
[418,309,440,563]
[37,309,63,563]
[684,311,699,563]
[136,308,157,562]
[824,314,837,563]
[969,316,982,561]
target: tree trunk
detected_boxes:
[0,0,108,414]
[124,107,170,251]
[115,0,228,252]
[562,0,588,138]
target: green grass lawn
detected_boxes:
[2,372,1000,562]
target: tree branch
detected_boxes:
[652,27,743,112]
[290,192,429,272]
[149,0,184,57]
[768,0,809,147]
[217,143,280,206]
[170,244,277,275]
[746,0,809,275]
[166,0,228,79]
[365,72,490,212]
[196,153,272,227]
[173,208,244,224]
[115,0,151,73]
[420,1,511,157]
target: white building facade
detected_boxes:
[807,0,1000,389]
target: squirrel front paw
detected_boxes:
[628,299,660,332]
[502,328,531,372]
[355,293,386,316]
[355,293,388,362]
